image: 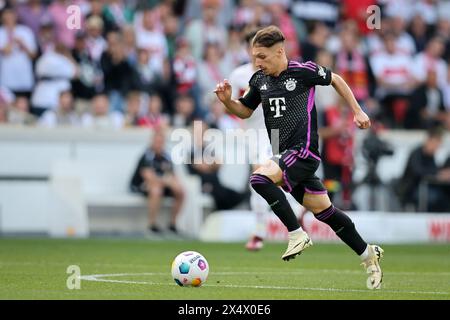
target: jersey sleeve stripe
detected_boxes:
[302,61,316,67]
[299,64,316,72]
[301,87,315,158]
[288,60,302,67]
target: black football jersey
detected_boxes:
[239,60,332,159]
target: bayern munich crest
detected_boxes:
[284,78,297,91]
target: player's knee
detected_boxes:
[149,187,163,198]
[253,160,282,182]
[304,195,332,214]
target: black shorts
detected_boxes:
[272,147,327,200]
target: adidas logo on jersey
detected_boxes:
[318,66,326,79]
[260,84,268,90]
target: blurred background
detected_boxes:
[0,0,449,244]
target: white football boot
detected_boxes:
[282,230,313,261]
[361,244,384,289]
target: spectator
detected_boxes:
[16,0,48,37]
[135,8,168,77]
[397,126,448,212]
[36,18,56,55]
[184,0,227,61]
[100,31,139,113]
[172,38,198,95]
[436,17,450,61]
[31,43,78,117]
[172,37,205,117]
[405,71,447,129]
[335,26,370,104]
[7,96,36,125]
[125,92,169,129]
[130,129,185,235]
[172,93,195,128]
[71,31,104,113]
[197,41,232,115]
[141,93,169,128]
[0,6,37,98]
[389,14,417,56]
[300,21,330,62]
[85,0,113,36]
[38,91,79,127]
[225,25,250,69]
[369,32,417,127]
[122,24,138,65]
[319,98,356,210]
[123,91,144,127]
[365,16,390,57]
[366,16,416,57]
[413,36,447,91]
[135,47,162,95]
[162,13,179,62]
[85,15,108,63]
[186,121,248,211]
[408,14,431,53]
[81,93,124,129]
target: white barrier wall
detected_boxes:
[0,126,232,237]
[0,126,449,240]
[200,211,450,244]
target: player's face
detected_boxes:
[252,44,284,76]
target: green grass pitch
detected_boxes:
[0,238,449,300]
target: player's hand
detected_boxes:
[214,79,232,103]
[354,110,371,129]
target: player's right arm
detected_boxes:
[214,79,255,119]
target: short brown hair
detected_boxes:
[252,25,285,47]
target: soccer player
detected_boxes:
[214,26,384,289]
[230,30,305,251]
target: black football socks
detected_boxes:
[315,205,367,255]
[250,174,300,232]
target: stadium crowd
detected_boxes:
[0,0,449,131]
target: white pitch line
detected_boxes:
[2,261,450,277]
[79,273,450,296]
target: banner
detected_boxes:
[200,210,450,244]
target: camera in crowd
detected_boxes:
[362,129,394,164]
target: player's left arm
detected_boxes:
[331,73,371,130]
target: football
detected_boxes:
[171,251,209,287]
